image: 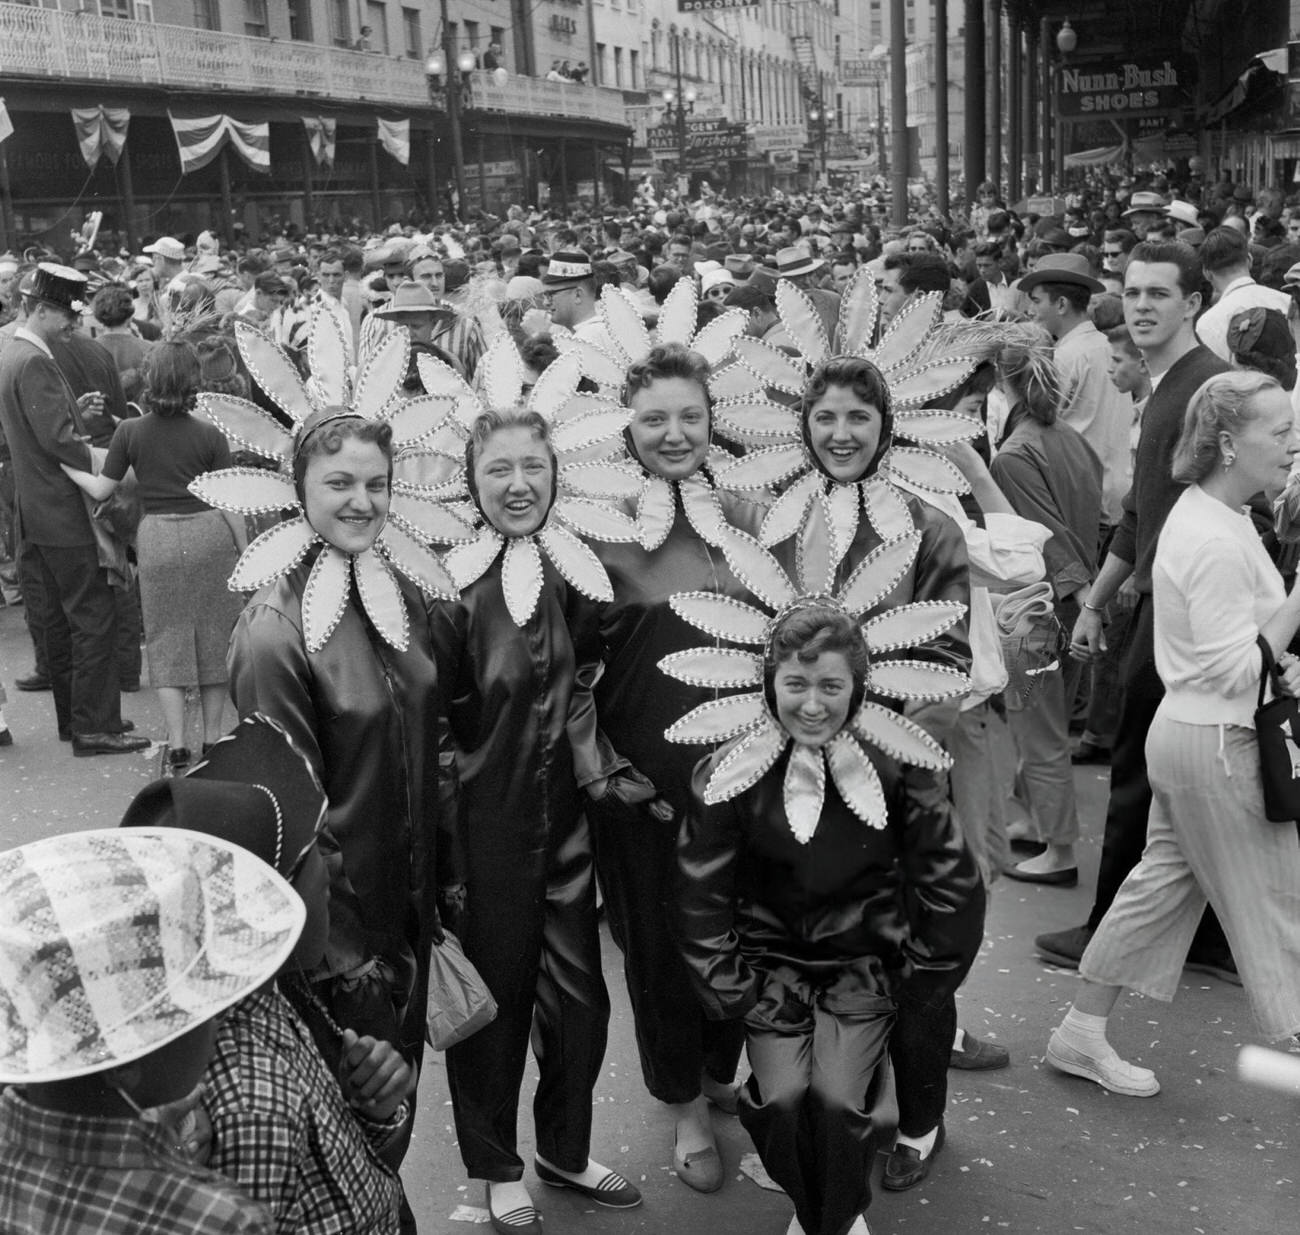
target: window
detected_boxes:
[464,19,479,58]
[243,0,268,37]
[402,7,421,59]
[288,0,311,40]
[629,48,639,89]
[366,2,389,52]
[99,1,132,17]
[613,46,623,87]
[328,0,351,47]
[192,0,219,30]
[595,42,606,84]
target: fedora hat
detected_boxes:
[121,713,326,880]
[774,245,824,278]
[1122,191,1166,218]
[142,236,186,262]
[1165,199,1199,228]
[540,250,595,289]
[0,827,303,1084]
[374,280,452,320]
[1019,253,1104,294]
[28,263,89,315]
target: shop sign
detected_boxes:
[1057,58,1184,118]
[841,59,886,87]
[752,124,805,154]
[677,0,758,11]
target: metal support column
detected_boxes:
[1008,21,1021,203]
[962,0,985,203]
[301,127,315,227]
[1040,16,1052,193]
[368,136,381,226]
[217,145,235,246]
[934,0,948,215]
[426,130,439,222]
[115,145,138,252]
[890,0,908,225]
[987,0,1001,196]
[1023,21,1038,197]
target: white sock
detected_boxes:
[895,1126,938,1158]
[952,1027,966,1052]
[1059,1008,1115,1056]
[0,708,7,728]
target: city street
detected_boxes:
[0,600,1295,1234]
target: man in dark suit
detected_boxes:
[0,265,147,755]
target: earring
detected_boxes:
[1224,452,1237,469]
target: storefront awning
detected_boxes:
[1205,48,1286,127]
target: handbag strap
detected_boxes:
[1258,634,1283,707]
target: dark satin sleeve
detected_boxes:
[674,757,760,1021]
[894,764,985,995]
[227,602,326,776]
[564,583,628,788]
[427,598,467,895]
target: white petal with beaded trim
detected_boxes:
[189,308,467,653]
[658,524,967,842]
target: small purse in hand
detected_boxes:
[1253,635,1300,823]
[425,929,498,1051]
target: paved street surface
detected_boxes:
[1,600,1296,1234]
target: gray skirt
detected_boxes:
[137,510,242,688]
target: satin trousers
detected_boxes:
[592,794,745,1104]
[447,813,610,1182]
[740,966,894,1235]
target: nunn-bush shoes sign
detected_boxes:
[1057,59,1183,118]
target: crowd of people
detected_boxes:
[2,169,1300,1235]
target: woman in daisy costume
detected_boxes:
[190,313,469,1189]
[710,275,992,1195]
[668,536,982,1235]
[414,335,644,1234]
[560,282,763,1193]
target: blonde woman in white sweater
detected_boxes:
[1046,370,1300,1096]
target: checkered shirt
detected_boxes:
[202,985,403,1235]
[0,1087,273,1234]
[357,305,486,380]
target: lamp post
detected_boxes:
[807,105,829,186]
[1054,20,1077,190]
[664,30,695,195]
[424,0,474,220]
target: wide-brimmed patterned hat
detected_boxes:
[0,828,303,1083]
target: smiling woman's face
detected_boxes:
[473,424,554,537]
[806,384,883,483]
[627,375,711,481]
[772,649,854,747]
[301,437,391,553]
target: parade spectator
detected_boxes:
[91,284,152,406]
[1196,227,1290,363]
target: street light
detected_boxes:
[425,0,473,219]
[807,106,829,184]
[663,85,696,191]
[1056,20,1077,55]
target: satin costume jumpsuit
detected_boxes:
[430,551,615,1183]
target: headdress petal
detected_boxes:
[386,394,451,450]
[301,546,351,653]
[189,467,296,515]
[709,362,761,401]
[377,521,460,598]
[444,526,505,590]
[654,276,698,346]
[889,357,979,409]
[669,591,771,644]
[834,265,881,355]
[666,691,766,744]
[883,447,969,495]
[306,305,350,408]
[862,476,915,540]
[636,474,675,550]
[703,718,788,804]
[196,393,293,464]
[775,281,830,369]
[690,309,749,367]
[783,742,826,844]
[852,700,952,772]
[733,337,808,395]
[868,658,970,701]
[863,599,965,653]
[714,529,798,611]
[536,522,615,603]
[826,731,888,828]
[718,443,809,492]
[838,531,921,617]
[659,648,764,689]
[552,496,639,543]
[561,460,645,500]
[229,517,317,591]
[416,352,481,430]
[353,546,409,650]
[796,492,839,595]
[679,477,731,545]
[527,352,585,420]
[501,535,545,626]
[550,408,632,454]
[713,397,801,446]
[873,293,943,374]
[759,470,822,547]
[825,482,862,557]
[480,332,526,412]
[559,334,628,389]
[235,320,313,424]
[353,328,408,420]
[393,454,463,497]
[893,409,985,447]
[600,286,653,367]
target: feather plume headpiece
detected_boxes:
[405,332,638,625]
[708,270,986,567]
[557,281,749,550]
[189,309,469,653]
[659,522,968,842]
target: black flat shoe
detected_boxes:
[71,731,150,757]
[15,673,50,692]
[534,1160,642,1209]
[1003,865,1078,886]
[882,1122,945,1192]
[1071,741,1111,765]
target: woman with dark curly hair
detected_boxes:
[62,340,246,771]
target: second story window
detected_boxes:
[244,0,269,38]
[288,0,312,40]
[403,7,421,59]
[193,0,219,31]
[328,0,351,48]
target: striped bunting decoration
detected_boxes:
[169,113,270,175]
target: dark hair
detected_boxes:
[292,416,395,500]
[1199,226,1250,275]
[1101,228,1138,252]
[91,284,135,328]
[800,356,893,478]
[895,252,951,296]
[1172,371,1281,483]
[518,333,559,376]
[623,341,711,408]
[723,283,774,314]
[1030,280,1091,313]
[647,264,685,305]
[1228,307,1298,391]
[317,247,347,268]
[1125,240,1202,297]
[194,335,248,398]
[1104,324,1142,358]
[516,252,547,279]
[766,604,869,697]
[143,341,201,418]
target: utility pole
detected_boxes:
[440,0,468,217]
[934,0,948,215]
[889,0,907,224]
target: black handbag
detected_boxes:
[1253,635,1300,822]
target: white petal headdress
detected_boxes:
[659,523,968,843]
[408,332,638,625]
[190,309,469,653]
[557,281,749,551]
[709,270,987,568]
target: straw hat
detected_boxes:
[0,828,303,1083]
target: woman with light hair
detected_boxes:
[1046,370,1300,1097]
